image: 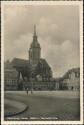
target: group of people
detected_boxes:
[26,88,33,95]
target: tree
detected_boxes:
[17,80,23,90]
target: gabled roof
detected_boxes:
[4,60,13,69]
[63,67,80,79]
[11,58,51,71]
[39,58,51,69]
[11,58,30,68]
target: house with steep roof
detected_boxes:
[61,68,80,90]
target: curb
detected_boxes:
[4,106,29,117]
[4,99,29,117]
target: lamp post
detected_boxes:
[31,72,34,94]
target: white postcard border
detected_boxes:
[1,1,83,124]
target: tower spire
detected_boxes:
[34,24,36,36]
[29,25,41,65]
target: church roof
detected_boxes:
[11,58,30,68]
[11,58,51,70]
[30,25,40,48]
[39,58,51,69]
[30,41,40,48]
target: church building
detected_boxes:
[11,25,52,83]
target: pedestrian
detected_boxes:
[31,88,33,94]
[26,88,29,95]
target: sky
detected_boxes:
[4,5,80,78]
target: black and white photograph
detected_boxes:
[1,1,83,124]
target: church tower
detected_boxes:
[29,25,41,65]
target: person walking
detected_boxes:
[31,88,33,94]
[26,88,29,95]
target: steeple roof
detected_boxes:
[34,24,36,36]
[30,25,40,48]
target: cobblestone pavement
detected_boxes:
[5,91,80,121]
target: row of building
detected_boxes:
[4,60,80,91]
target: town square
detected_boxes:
[5,91,80,121]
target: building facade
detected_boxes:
[61,68,80,90]
[4,60,18,90]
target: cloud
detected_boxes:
[40,38,79,77]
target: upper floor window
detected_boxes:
[69,72,75,79]
[75,72,80,78]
